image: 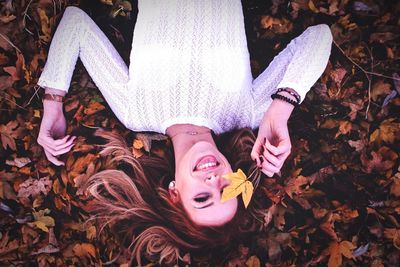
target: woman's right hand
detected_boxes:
[37,100,75,166]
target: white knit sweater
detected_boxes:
[38,2,333,134]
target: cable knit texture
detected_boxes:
[38,2,333,134]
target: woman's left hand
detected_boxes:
[251,99,294,177]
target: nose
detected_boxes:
[205,174,229,189]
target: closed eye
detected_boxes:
[194,194,210,203]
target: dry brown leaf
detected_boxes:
[383,228,400,249]
[327,241,355,267]
[6,157,31,168]
[329,67,347,87]
[31,208,55,232]
[245,255,260,267]
[135,132,168,152]
[360,147,397,174]
[0,120,22,150]
[390,171,400,197]
[284,175,308,198]
[371,80,392,101]
[369,118,400,144]
[17,176,52,198]
[72,243,96,259]
[83,101,106,115]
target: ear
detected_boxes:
[168,187,180,204]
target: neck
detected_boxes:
[166,124,215,164]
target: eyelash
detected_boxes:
[194,195,210,203]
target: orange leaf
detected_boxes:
[84,101,105,115]
[328,242,342,267]
[335,121,352,138]
[72,243,96,259]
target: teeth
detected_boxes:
[197,162,217,170]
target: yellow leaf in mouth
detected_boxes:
[221,169,254,208]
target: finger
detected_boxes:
[54,136,76,150]
[251,139,263,167]
[44,134,73,147]
[52,143,75,156]
[260,167,274,177]
[45,134,69,144]
[44,150,64,166]
[41,141,74,157]
[262,149,281,168]
[277,150,291,163]
[38,135,69,151]
[264,138,291,156]
[38,139,58,155]
[260,159,281,174]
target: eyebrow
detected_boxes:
[195,202,214,209]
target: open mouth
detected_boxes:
[193,155,220,172]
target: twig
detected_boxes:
[25,85,42,107]
[333,40,400,81]
[333,40,400,119]
[22,0,34,35]
[365,45,374,119]
[0,33,21,53]
[1,94,28,111]
[81,123,101,129]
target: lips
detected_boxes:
[193,155,220,172]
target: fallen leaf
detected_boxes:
[371,80,392,101]
[83,101,105,115]
[245,255,260,267]
[327,240,355,267]
[135,132,168,152]
[72,243,96,259]
[221,169,254,208]
[6,157,31,168]
[31,208,55,232]
[383,228,400,249]
[18,176,52,198]
[369,118,400,144]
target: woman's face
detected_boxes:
[172,141,238,226]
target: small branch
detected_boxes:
[0,33,21,53]
[333,40,400,119]
[1,94,28,111]
[333,40,400,82]
[22,0,34,36]
[25,85,42,107]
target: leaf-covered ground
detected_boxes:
[0,0,399,266]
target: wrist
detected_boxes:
[265,98,295,122]
[43,99,63,112]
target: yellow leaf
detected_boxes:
[339,241,356,259]
[242,181,254,208]
[335,121,352,138]
[308,0,319,13]
[32,209,55,232]
[221,169,254,208]
[133,139,144,150]
[245,255,260,267]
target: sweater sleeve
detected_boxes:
[274,24,333,102]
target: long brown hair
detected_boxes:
[83,128,267,265]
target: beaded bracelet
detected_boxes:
[271,93,299,107]
[43,93,64,103]
[276,87,301,103]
